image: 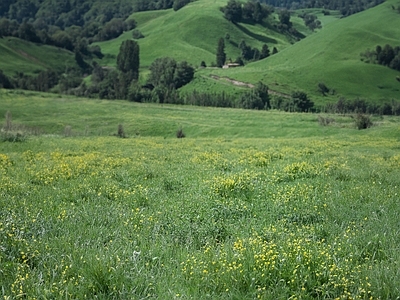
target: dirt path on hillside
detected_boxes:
[207,74,291,98]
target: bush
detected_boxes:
[176,128,185,138]
[132,29,144,39]
[318,115,335,126]
[117,124,126,138]
[354,114,373,130]
[1,131,26,142]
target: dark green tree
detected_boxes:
[223,0,242,23]
[173,0,190,11]
[260,44,270,59]
[0,69,13,89]
[174,61,195,89]
[147,57,194,89]
[291,91,314,112]
[237,90,264,109]
[18,22,40,43]
[255,82,270,109]
[216,37,226,68]
[117,39,140,81]
[278,9,291,28]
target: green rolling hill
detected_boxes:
[95,0,302,69]
[186,0,400,102]
[0,37,76,76]
[1,0,399,104]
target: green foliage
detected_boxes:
[354,113,373,129]
[216,37,226,68]
[95,18,128,42]
[324,97,400,115]
[291,91,314,112]
[173,0,191,11]
[271,91,314,112]
[147,57,195,91]
[0,69,13,89]
[299,12,322,31]
[260,44,270,59]
[237,90,264,109]
[117,124,126,138]
[176,128,185,138]
[318,82,330,96]
[222,0,242,23]
[237,82,270,110]
[222,0,272,24]
[278,9,292,28]
[117,40,140,81]
[260,0,384,16]
[131,29,144,39]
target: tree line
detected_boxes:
[361,44,400,72]
[221,0,274,23]
[322,97,400,115]
[258,0,384,16]
[216,37,277,67]
[0,0,193,53]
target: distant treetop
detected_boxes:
[258,0,384,16]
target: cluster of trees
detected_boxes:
[271,91,314,112]
[0,38,195,101]
[0,0,192,27]
[259,0,384,16]
[134,0,192,12]
[323,97,400,115]
[298,12,321,31]
[221,0,274,23]
[238,40,276,62]
[0,16,136,50]
[0,68,80,93]
[274,9,303,38]
[0,0,133,26]
[216,37,277,67]
[361,44,400,72]
[0,0,193,56]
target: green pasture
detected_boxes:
[95,0,297,69]
[201,0,400,103]
[0,37,76,76]
[1,90,400,298]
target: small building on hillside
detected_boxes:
[222,63,241,69]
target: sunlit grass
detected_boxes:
[1,91,400,298]
[1,128,400,299]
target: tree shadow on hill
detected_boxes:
[229,40,238,47]
[235,23,277,44]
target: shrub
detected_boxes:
[354,114,373,130]
[132,29,144,39]
[64,125,72,137]
[117,124,126,138]
[176,128,185,138]
[318,115,335,126]
[0,131,28,142]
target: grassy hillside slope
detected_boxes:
[0,37,77,76]
[96,0,298,69]
[200,0,400,102]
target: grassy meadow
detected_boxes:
[0,38,76,76]
[1,90,400,299]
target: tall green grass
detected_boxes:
[1,91,400,298]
